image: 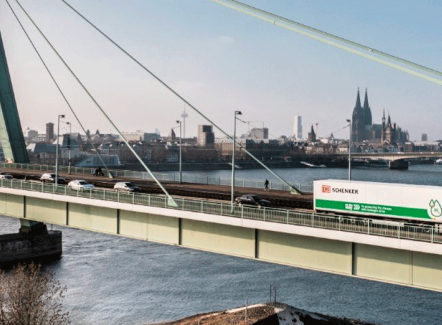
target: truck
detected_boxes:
[313,179,442,223]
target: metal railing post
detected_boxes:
[431,227,434,243]
[201,201,204,213]
[338,216,341,231]
[132,192,135,204]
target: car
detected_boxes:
[113,182,141,192]
[67,180,95,191]
[235,194,271,207]
[0,172,13,180]
[40,173,66,184]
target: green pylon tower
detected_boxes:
[0,32,29,163]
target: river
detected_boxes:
[1,165,442,325]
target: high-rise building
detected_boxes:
[197,125,214,147]
[293,115,302,140]
[45,122,54,143]
[421,133,428,141]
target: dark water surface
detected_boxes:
[2,166,442,325]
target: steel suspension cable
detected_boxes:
[207,0,442,86]
[5,0,113,177]
[61,0,302,195]
[14,0,178,206]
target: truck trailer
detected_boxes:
[313,179,442,222]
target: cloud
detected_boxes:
[218,36,234,44]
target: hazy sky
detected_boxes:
[1,0,441,141]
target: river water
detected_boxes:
[1,166,442,325]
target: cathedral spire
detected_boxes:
[355,88,362,109]
[363,88,372,125]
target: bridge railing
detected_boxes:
[0,162,313,193]
[1,178,441,245]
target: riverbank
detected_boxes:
[122,158,357,172]
[149,302,378,325]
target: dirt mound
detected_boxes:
[149,302,378,325]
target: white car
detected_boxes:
[0,172,13,179]
[114,182,141,192]
[40,173,66,184]
[67,180,95,191]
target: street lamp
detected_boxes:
[346,119,352,181]
[231,111,242,205]
[176,120,182,184]
[66,122,72,175]
[55,114,65,185]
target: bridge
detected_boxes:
[302,152,442,169]
[1,176,442,291]
[1,0,442,294]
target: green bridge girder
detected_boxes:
[0,32,29,163]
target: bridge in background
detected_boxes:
[304,152,442,169]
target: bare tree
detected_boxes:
[0,263,69,325]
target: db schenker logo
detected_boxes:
[322,185,331,193]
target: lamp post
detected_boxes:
[55,114,65,185]
[66,122,72,175]
[231,111,242,205]
[346,119,352,181]
[176,120,182,184]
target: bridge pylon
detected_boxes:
[0,32,29,163]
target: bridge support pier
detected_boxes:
[0,218,62,267]
[389,159,408,170]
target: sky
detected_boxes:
[0,0,441,141]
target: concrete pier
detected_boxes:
[0,222,62,267]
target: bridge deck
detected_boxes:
[0,167,313,210]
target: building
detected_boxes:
[197,125,214,147]
[245,127,268,140]
[143,133,160,142]
[293,115,302,140]
[121,131,144,141]
[45,122,54,143]
[26,128,38,141]
[307,125,316,142]
[351,88,408,144]
[422,133,428,141]
[167,128,176,142]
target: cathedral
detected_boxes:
[351,89,408,144]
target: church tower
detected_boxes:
[363,89,372,126]
[351,88,365,142]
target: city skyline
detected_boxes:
[0,1,441,141]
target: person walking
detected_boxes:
[264,179,269,191]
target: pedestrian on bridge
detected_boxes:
[264,179,269,191]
